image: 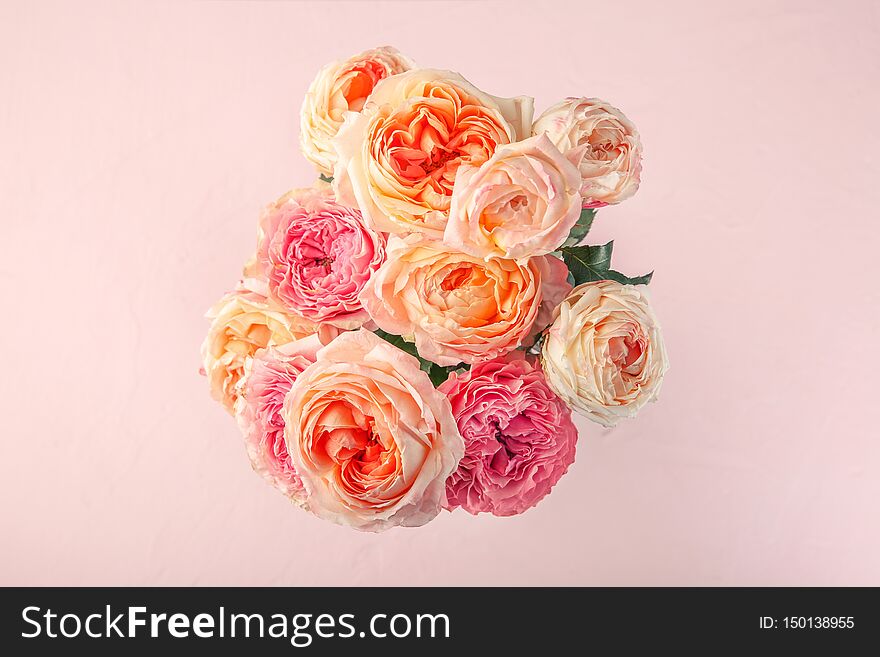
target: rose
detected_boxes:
[234,334,327,505]
[445,134,582,259]
[541,280,668,427]
[532,97,642,208]
[333,69,534,238]
[234,337,318,501]
[282,329,463,531]
[247,187,386,329]
[300,46,414,176]
[439,353,578,516]
[201,287,330,413]
[359,234,571,366]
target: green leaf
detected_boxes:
[319,173,334,183]
[562,208,597,247]
[373,328,420,359]
[526,332,546,356]
[427,363,454,387]
[605,269,654,286]
[560,241,615,284]
[560,241,653,286]
[373,328,461,387]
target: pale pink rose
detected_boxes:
[532,97,642,207]
[359,234,571,366]
[445,134,582,260]
[541,280,668,427]
[333,69,534,238]
[248,187,385,329]
[234,334,326,505]
[527,256,574,347]
[201,287,332,413]
[440,352,578,516]
[300,46,414,176]
[282,330,463,531]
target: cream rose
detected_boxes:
[359,234,571,366]
[541,280,668,427]
[532,97,642,207]
[445,134,582,260]
[300,46,414,176]
[333,69,534,238]
[201,287,327,413]
[282,329,463,531]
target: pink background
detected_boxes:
[2,0,879,586]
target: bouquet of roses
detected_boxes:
[201,47,668,532]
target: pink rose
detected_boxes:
[282,330,464,531]
[234,334,326,505]
[359,234,571,366]
[532,97,642,208]
[249,187,386,329]
[445,134,582,260]
[440,353,578,516]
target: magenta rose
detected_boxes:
[439,352,578,516]
[234,334,325,505]
[249,187,386,329]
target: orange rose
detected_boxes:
[359,234,570,366]
[333,69,534,238]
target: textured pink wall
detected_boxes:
[2,0,878,586]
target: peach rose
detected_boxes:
[201,287,327,413]
[532,97,642,208]
[333,69,534,238]
[541,280,668,427]
[300,46,414,176]
[445,134,582,260]
[359,234,571,366]
[282,329,463,531]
